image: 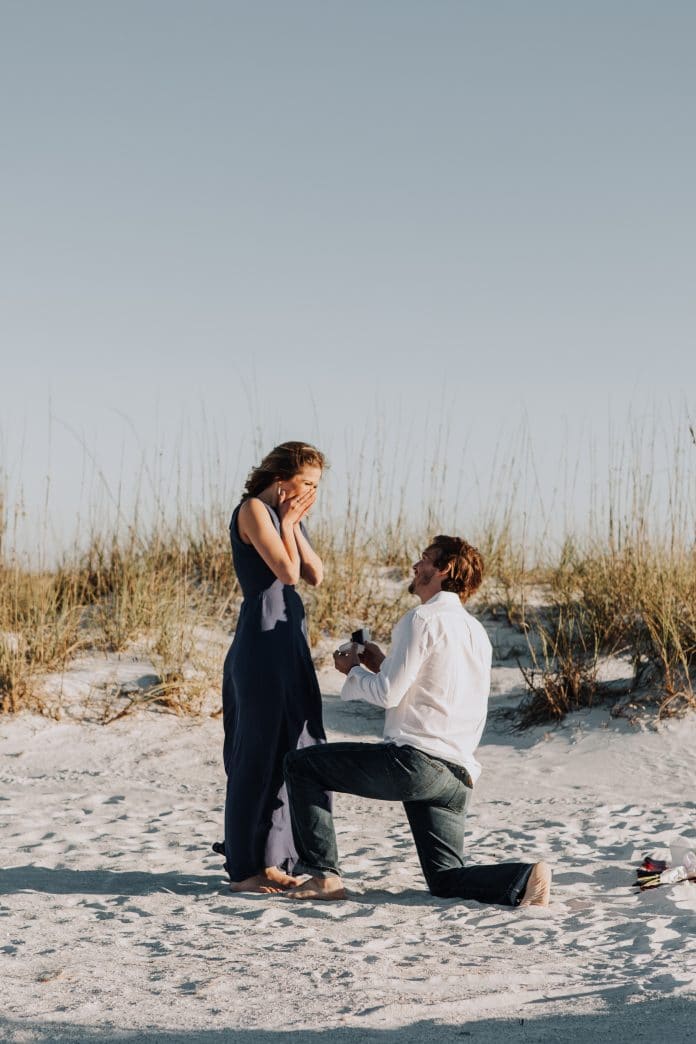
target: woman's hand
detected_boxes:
[294,487,317,523]
[278,487,316,526]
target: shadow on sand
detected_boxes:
[1,1001,695,1043]
[0,864,484,909]
[0,866,220,897]
[321,695,384,738]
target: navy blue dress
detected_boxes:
[222,501,326,880]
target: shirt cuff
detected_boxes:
[340,665,370,701]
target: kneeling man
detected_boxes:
[284,535,551,907]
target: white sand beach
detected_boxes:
[1,629,695,1043]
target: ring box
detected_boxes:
[338,627,371,654]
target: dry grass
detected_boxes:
[4,518,694,725]
[495,420,696,726]
[0,519,233,716]
[0,564,87,714]
[0,507,419,718]
[2,421,695,725]
[505,541,696,727]
[506,602,603,730]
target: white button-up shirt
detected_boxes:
[340,590,492,783]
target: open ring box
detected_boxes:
[338,627,371,655]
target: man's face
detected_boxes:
[408,546,440,596]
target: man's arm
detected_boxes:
[340,612,430,709]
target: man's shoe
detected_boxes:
[519,861,552,907]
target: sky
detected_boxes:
[1,1,695,557]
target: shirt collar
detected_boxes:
[423,590,461,607]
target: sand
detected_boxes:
[1,626,695,1043]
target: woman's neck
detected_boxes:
[256,484,278,508]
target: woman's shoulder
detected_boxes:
[237,497,276,521]
[234,497,278,541]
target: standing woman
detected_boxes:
[221,441,327,892]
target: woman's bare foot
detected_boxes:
[229,866,300,893]
[285,875,346,901]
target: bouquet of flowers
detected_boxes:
[635,852,696,891]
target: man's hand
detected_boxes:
[333,644,361,675]
[359,641,385,673]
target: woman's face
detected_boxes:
[279,464,322,501]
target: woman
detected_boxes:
[220,441,327,892]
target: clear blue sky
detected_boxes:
[1,1,695,554]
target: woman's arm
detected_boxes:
[238,498,304,585]
[294,522,323,587]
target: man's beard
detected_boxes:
[409,566,435,595]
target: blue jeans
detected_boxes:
[284,740,533,906]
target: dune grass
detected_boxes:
[512,539,696,726]
[1,422,695,724]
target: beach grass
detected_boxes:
[1,424,695,723]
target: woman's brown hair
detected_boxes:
[428,535,484,603]
[241,441,327,500]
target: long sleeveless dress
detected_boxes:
[221,501,326,880]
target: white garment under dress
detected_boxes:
[340,590,492,783]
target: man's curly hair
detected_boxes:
[428,535,484,603]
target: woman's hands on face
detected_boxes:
[277,486,316,525]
